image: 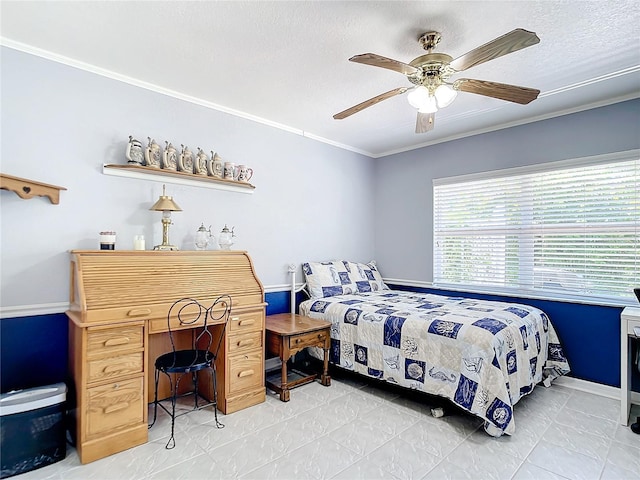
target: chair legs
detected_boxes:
[148,365,224,449]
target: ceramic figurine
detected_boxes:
[178,144,194,173]
[208,152,224,178]
[162,141,177,170]
[195,148,208,175]
[125,136,144,165]
[144,137,161,168]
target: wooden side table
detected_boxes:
[265,313,331,401]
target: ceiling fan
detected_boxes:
[334,28,541,133]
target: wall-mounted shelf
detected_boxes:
[103,164,255,194]
[0,173,67,204]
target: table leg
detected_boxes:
[280,338,290,402]
[320,339,331,386]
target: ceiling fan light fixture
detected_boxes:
[434,84,457,108]
[407,86,429,109]
[418,95,438,114]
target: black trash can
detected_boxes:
[0,383,67,478]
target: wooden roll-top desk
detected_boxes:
[66,250,266,463]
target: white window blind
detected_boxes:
[433,151,639,303]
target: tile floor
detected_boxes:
[12,371,640,480]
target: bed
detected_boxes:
[299,260,571,437]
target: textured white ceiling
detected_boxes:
[2,1,639,157]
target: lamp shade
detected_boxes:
[407,86,429,109]
[434,84,457,108]
[150,185,182,212]
[418,95,438,114]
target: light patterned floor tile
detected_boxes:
[291,435,363,480]
[554,405,618,438]
[442,438,524,480]
[541,421,612,462]
[366,436,441,480]
[328,418,396,456]
[398,418,468,458]
[511,462,571,480]
[8,377,638,480]
[526,440,604,480]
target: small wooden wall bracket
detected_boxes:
[0,173,67,205]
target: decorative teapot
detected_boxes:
[218,225,235,250]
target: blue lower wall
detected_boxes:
[1,289,638,394]
[0,291,293,394]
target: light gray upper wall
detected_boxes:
[0,47,374,308]
[373,98,640,282]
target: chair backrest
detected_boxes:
[165,295,232,364]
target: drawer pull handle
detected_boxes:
[103,365,122,373]
[238,319,255,326]
[295,338,300,344]
[237,339,255,347]
[104,402,129,414]
[318,334,325,340]
[104,337,129,347]
[127,308,151,317]
[238,369,254,378]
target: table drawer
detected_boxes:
[229,351,263,394]
[87,325,143,359]
[87,352,144,384]
[229,310,264,334]
[228,330,263,354]
[289,329,329,350]
[86,377,144,437]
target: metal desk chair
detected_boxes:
[149,295,232,449]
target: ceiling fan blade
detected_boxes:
[333,87,410,119]
[454,78,540,104]
[415,111,435,133]
[449,28,540,72]
[349,53,418,76]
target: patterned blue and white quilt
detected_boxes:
[299,290,570,436]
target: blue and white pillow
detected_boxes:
[349,261,389,293]
[302,261,359,298]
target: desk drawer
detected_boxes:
[87,325,143,359]
[229,310,264,334]
[86,377,144,437]
[228,330,263,354]
[87,352,144,384]
[229,351,263,394]
[289,329,329,350]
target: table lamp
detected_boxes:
[150,184,182,250]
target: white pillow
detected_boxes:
[302,260,359,298]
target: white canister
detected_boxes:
[133,235,145,250]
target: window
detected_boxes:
[433,150,639,304]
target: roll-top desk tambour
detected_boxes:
[66,250,267,464]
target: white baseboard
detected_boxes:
[555,375,640,404]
